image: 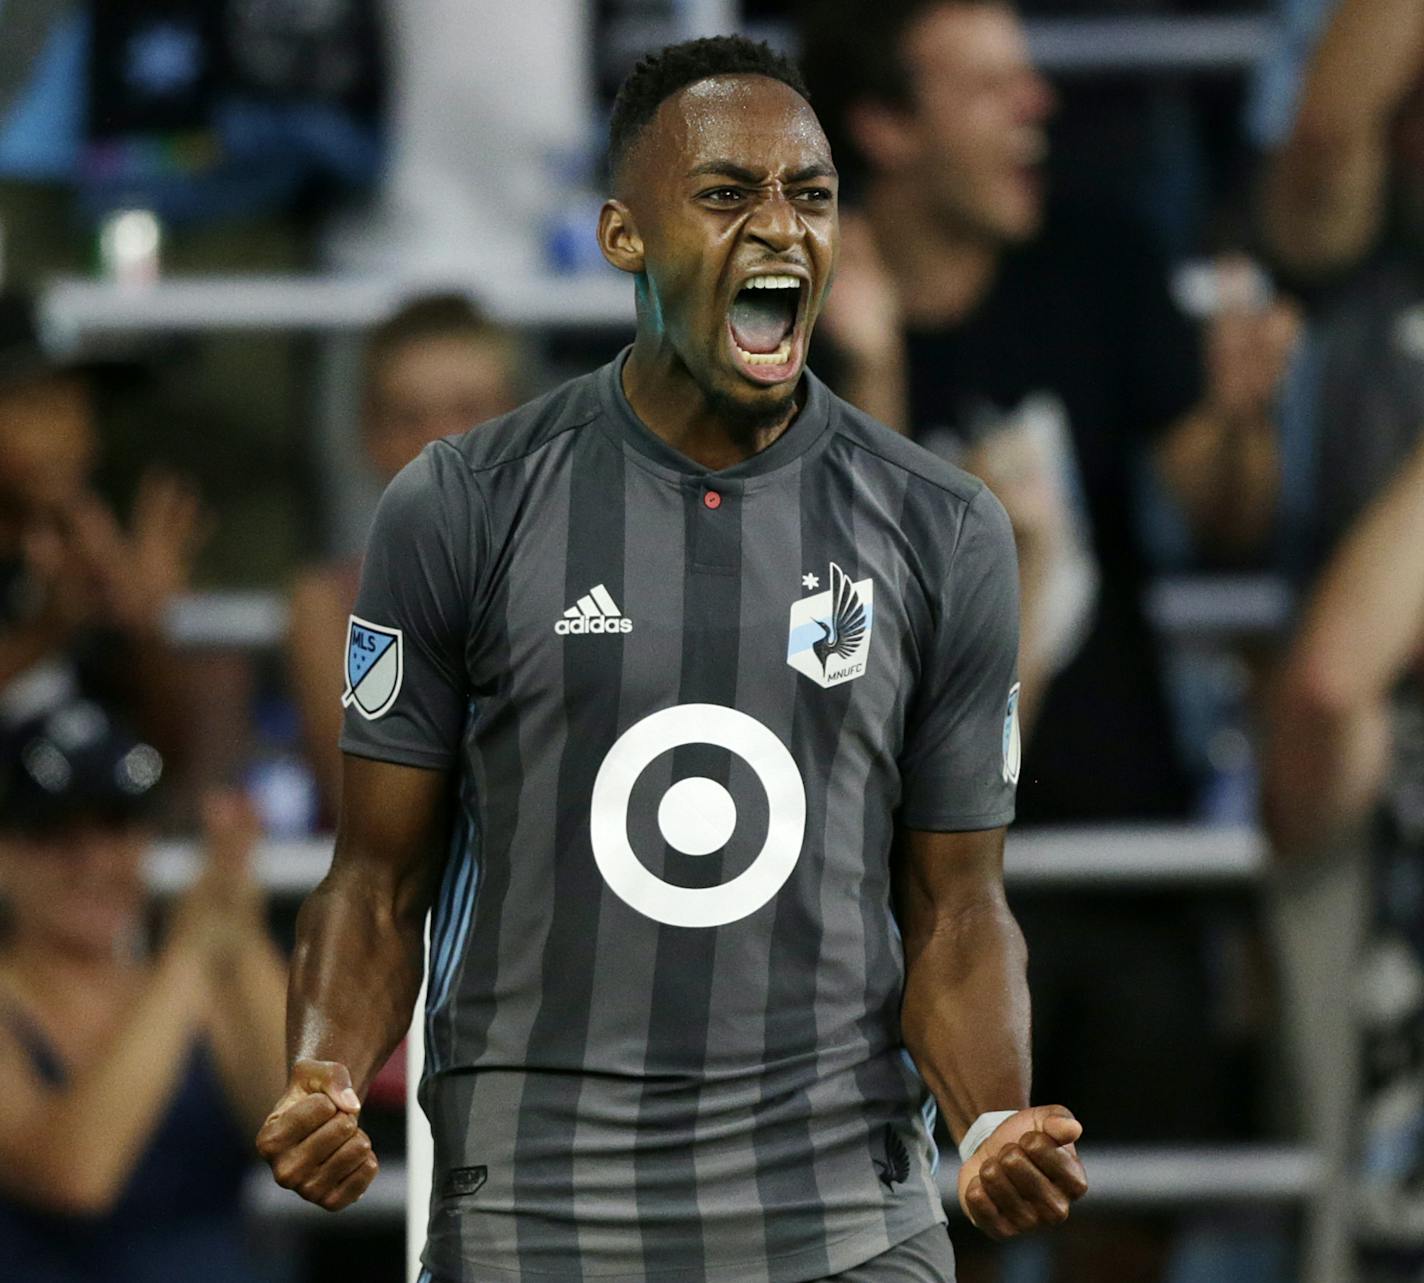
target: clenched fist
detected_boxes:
[957,1105,1088,1240]
[257,1059,377,1212]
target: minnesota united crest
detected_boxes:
[787,562,874,689]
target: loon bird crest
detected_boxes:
[811,563,867,673]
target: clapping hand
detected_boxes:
[19,470,206,641]
[1201,254,1300,425]
[169,791,266,963]
[76,470,208,637]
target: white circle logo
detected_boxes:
[589,704,806,928]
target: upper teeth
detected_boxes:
[743,275,801,290]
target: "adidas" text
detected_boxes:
[555,615,633,635]
[555,584,634,636]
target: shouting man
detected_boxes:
[257,36,1086,1283]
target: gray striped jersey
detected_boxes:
[340,352,1020,1283]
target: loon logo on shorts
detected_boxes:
[442,1165,487,1199]
[787,562,873,688]
[873,1124,911,1190]
[555,583,633,635]
[343,615,403,720]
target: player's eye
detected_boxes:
[699,187,746,206]
[794,188,834,206]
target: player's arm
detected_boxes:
[257,441,479,1211]
[1263,433,1424,860]
[256,755,450,1211]
[896,825,1087,1239]
[1260,0,1424,279]
[895,484,1084,1237]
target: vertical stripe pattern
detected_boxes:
[397,364,1004,1282]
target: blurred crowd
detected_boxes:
[0,1,1422,1282]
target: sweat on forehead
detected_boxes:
[619,75,829,186]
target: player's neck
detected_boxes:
[621,336,799,470]
[865,183,1000,328]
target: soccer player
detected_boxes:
[257,36,1087,1281]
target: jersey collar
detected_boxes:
[596,347,833,483]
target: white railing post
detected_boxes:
[407,958,432,1283]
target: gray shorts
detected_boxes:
[818,1224,955,1283]
[419,1224,955,1283]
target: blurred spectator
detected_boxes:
[800,5,1297,1279]
[1257,0,1424,577]
[0,292,205,767]
[801,0,1298,819]
[287,294,521,816]
[0,700,287,1281]
[1257,3,1424,1279]
[1265,436,1424,1283]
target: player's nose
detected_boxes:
[744,192,802,253]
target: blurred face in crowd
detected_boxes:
[0,373,97,526]
[863,1,1053,244]
[605,75,838,427]
[0,821,148,959]
[364,334,518,484]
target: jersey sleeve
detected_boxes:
[338,441,480,771]
[898,484,1020,831]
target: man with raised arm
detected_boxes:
[257,36,1085,1282]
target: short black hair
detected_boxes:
[608,35,812,181]
[800,0,1003,189]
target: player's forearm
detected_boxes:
[287,855,428,1097]
[900,895,1030,1143]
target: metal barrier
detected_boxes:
[147,824,1268,896]
[243,1144,1322,1225]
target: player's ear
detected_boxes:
[599,199,645,275]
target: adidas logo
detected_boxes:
[554,584,633,635]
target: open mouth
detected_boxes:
[727,274,804,384]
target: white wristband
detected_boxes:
[958,1110,1018,1164]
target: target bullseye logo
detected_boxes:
[589,704,806,928]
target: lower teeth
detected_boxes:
[737,339,792,366]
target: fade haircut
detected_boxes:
[799,0,1004,189]
[607,35,812,182]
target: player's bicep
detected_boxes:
[899,486,1021,830]
[332,755,455,918]
[893,826,1008,967]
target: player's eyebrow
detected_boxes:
[688,160,837,184]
